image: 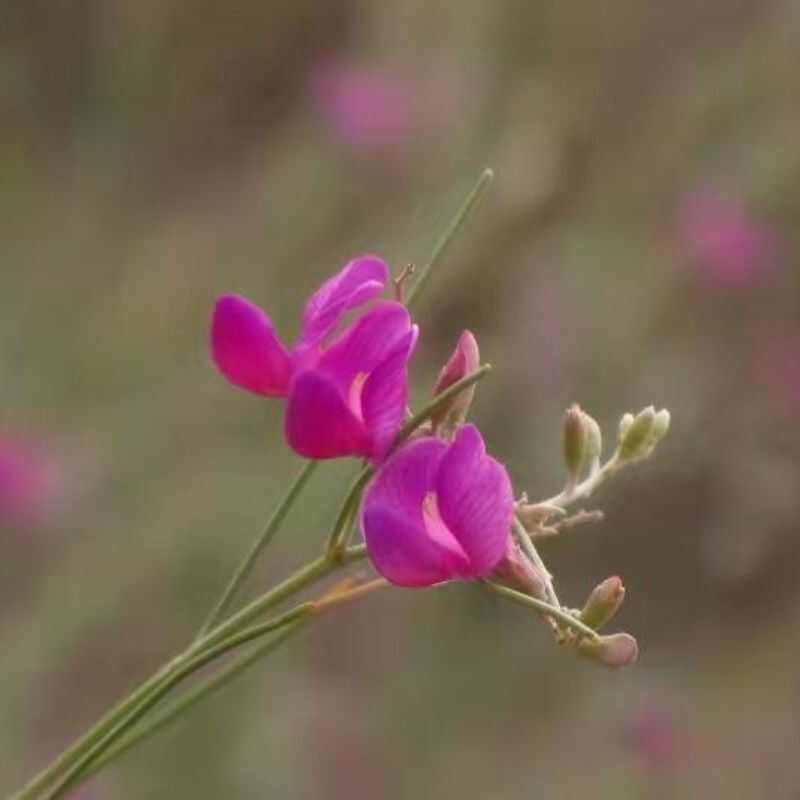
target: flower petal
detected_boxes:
[211,295,291,396]
[317,301,412,390]
[363,503,463,587]
[361,325,418,461]
[298,255,389,349]
[435,424,513,576]
[365,436,446,515]
[362,437,469,586]
[285,370,369,459]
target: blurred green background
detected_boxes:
[2,1,799,797]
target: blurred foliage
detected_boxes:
[2,0,799,797]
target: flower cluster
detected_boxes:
[212,257,669,666]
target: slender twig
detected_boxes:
[44,607,314,799]
[511,516,561,609]
[395,365,491,447]
[196,460,318,639]
[542,453,622,509]
[83,622,304,780]
[325,466,371,559]
[485,582,598,641]
[406,168,494,307]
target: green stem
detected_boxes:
[82,622,304,781]
[485,582,598,640]
[395,365,491,446]
[45,608,314,799]
[406,168,494,307]
[10,556,333,800]
[512,516,561,609]
[324,466,371,559]
[196,460,318,640]
[543,453,622,509]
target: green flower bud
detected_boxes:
[618,412,635,440]
[650,409,671,444]
[619,406,656,460]
[583,412,602,469]
[562,404,587,482]
[580,576,625,630]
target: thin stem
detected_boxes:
[311,577,389,615]
[65,575,385,793]
[344,543,367,561]
[485,582,598,641]
[196,460,318,640]
[325,466,371,559]
[512,517,561,609]
[543,453,622,509]
[395,365,491,447]
[10,556,333,800]
[82,622,304,781]
[406,168,494,307]
[46,608,313,799]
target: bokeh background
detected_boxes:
[2,1,800,797]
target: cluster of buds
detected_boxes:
[618,406,671,463]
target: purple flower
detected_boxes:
[211,256,418,461]
[361,424,513,587]
[677,186,781,290]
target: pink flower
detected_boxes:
[677,186,781,289]
[361,424,513,587]
[0,431,62,528]
[623,702,683,772]
[211,256,418,461]
[310,61,456,159]
[310,60,439,157]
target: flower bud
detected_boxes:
[577,632,639,668]
[583,412,603,470]
[562,404,587,482]
[650,409,671,444]
[618,406,655,460]
[618,412,635,440]
[563,405,602,482]
[492,539,548,599]
[580,576,625,630]
[431,331,480,434]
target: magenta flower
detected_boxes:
[677,186,781,289]
[211,256,418,461]
[362,424,513,587]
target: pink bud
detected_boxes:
[491,538,548,599]
[578,632,639,668]
[580,576,625,630]
[431,330,480,433]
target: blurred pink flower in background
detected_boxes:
[0,429,63,530]
[309,59,453,158]
[623,702,684,773]
[677,186,781,290]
